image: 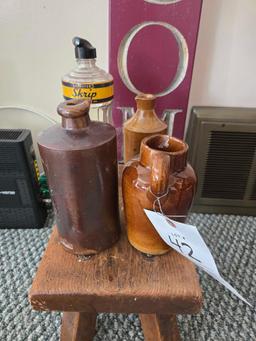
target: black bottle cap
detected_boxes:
[72,37,97,59]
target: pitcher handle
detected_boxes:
[150,153,170,196]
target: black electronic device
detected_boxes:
[0,129,46,228]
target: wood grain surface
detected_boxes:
[29,213,202,314]
[140,314,180,341]
[60,312,96,341]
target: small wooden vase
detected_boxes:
[122,135,197,255]
[123,94,167,163]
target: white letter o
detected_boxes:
[117,21,189,97]
[144,0,182,4]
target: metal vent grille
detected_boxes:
[202,131,256,199]
[0,145,18,166]
[0,130,22,140]
[251,176,256,200]
[0,208,35,228]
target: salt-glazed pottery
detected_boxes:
[38,99,120,255]
[123,94,167,163]
[122,134,196,255]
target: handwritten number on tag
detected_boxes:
[144,210,252,307]
[168,236,201,263]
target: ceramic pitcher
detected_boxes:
[122,134,196,255]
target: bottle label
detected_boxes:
[62,80,114,104]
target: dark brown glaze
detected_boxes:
[122,135,197,255]
[37,99,120,255]
[123,94,167,163]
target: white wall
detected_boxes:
[0,0,108,169]
[0,0,108,117]
[188,0,256,114]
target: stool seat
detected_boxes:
[30,225,202,315]
[29,183,203,340]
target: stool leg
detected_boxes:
[61,312,97,341]
[139,314,180,341]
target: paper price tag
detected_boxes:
[144,209,253,307]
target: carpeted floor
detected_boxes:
[0,213,255,341]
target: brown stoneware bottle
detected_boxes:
[38,99,120,255]
[123,94,167,163]
[122,135,196,255]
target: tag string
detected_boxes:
[149,187,187,219]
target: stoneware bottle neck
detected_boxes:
[135,93,156,113]
[57,99,91,131]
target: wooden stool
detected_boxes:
[29,218,202,341]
